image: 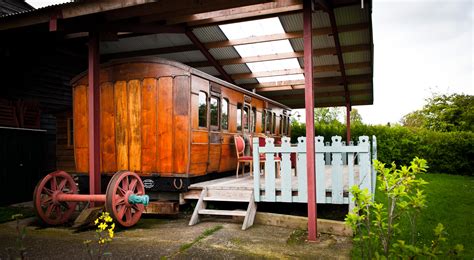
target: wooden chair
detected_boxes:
[249,135,282,177]
[234,135,253,178]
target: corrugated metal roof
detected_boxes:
[222,64,251,74]
[279,11,330,32]
[343,51,371,63]
[209,47,240,60]
[0,1,75,17]
[348,83,372,91]
[191,25,228,43]
[235,78,259,85]
[346,67,371,76]
[157,50,206,63]
[101,33,192,54]
[289,35,335,52]
[335,5,370,26]
[339,29,371,46]
[195,66,220,76]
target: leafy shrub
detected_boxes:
[290,122,474,176]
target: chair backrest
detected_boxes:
[234,135,245,158]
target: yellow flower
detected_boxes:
[94,219,99,225]
[108,229,114,239]
[109,223,115,230]
[104,215,113,223]
[98,222,108,231]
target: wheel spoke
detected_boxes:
[42,187,54,195]
[54,204,61,218]
[131,204,140,212]
[45,204,55,217]
[125,208,132,222]
[117,186,126,196]
[129,178,138,192]
[41,196,53,205]
[57,178,67,191]
[51,177,58,191]
[114,195,126,205]
[117,205,126,220]
[121,176,129,191]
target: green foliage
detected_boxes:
[401,93,474,132]
[290,122,474,176]
[179,225,223,252]
[83,212,116,259]
[345,158,463,259]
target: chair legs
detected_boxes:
[236,161,253,178]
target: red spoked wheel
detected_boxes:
[105,171,145,227]
[33,171,78,225]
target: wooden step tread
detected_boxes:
[203,196,250,202]
[198,209,247,216]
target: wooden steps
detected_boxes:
[188,187,257,230]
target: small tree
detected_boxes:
[345,157,463,258]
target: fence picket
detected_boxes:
[296,137,307,202]
[331,136,344,204]
[315,136,325,203]
[252,137,261,202]
[281,137,292,202]
[264,138,276,201]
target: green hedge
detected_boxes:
[291,122,474,176]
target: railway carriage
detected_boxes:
[68,58,291,205]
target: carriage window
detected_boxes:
[237,103,242,131]
[221,98,228,130]
[261,111,266,133]
[243,105,250,131]
[265,110,272,133]
[251,107,257,133]
[210,96,219,128]
[272,112,276,134]
[198,92,207,128]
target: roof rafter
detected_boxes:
[186,43,370,67]
[204,22,368,49]
[241,74,371,91]
[231,61,370,79]
[269,89,371,100]
[185,29,235,84]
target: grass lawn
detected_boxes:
[374,173,474,258]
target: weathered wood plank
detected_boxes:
[141,78,157,174]
[316,136,325,203]
[173,76,190,174]
[296,137,307,202]
[73,85,88,173]
[128,80,142,172]
[280,137,292,202]
[114,81,129,170]
[331,136,344,204]
[100,82,116,173]
[157,77,173,174]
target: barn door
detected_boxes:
[207,87,222,173]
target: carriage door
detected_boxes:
[207,85,222,173]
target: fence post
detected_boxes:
[253,137,261,202]
[358,136,371,191]
[264,138,276,201]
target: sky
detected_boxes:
[27,0,473,125]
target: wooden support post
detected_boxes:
[88,31,101,198]
[303,0,317,241]
[346,103,351,143]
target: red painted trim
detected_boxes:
[88,31,101,197]
[304,0,317,241]
[56,194,106,203]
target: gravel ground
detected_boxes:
[0,215,352,259]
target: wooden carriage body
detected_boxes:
[70,58,291,180]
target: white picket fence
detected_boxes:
[252,136,377,207]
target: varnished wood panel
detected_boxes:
[208,144,221,172]
[73,85,88,173]
[219,145,236,172]
[157,77,173,175]
[189,163,207,175]
[141,78,157,174]
[100,82,117,173]
[114,81,129,170]
[173,76,190,174]
[128,80,142,172]
[190,144,208,164]
[192,131,209,143]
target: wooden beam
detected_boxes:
[231,62,370,79]
[242,74,372,90]
[104,0,273,22]
[102,45,198,60]
[187,44,370,67]
[204,22,368,49]
[327,5,351,106]
[165,0,303,26]
[185,30,235,84]
[269,89,371,100]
